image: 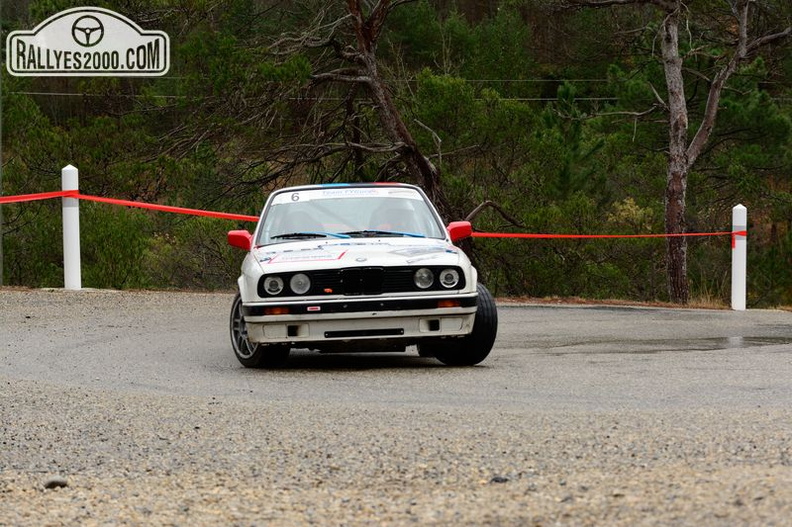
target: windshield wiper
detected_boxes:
[341,230,426,238]
[272,231,351,240]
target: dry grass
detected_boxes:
[497,295,730,310]
[498,295,792,311]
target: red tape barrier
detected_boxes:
[472,230,748,248]
[0,190,73,204]
[0,190,746,242]
[73,193,259,222]
[0,190,258,222]
[472,232,731,239]
[472,231,745,239]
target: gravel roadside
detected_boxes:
[2,375,790,526]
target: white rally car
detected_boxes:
[227,183,497,367]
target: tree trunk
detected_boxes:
[660,8,690,304]
[363,52,446,205]
[347,0,451,216]
[665,166,689,303]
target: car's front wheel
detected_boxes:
[230,293,290,368]
[422,283,498,366]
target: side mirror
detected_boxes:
[228,230,253,251]
[447,221,472,243]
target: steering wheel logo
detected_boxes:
[71,15,104,47]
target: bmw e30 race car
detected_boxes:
[227,183,497,368]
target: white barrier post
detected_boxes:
[731,204,747,311]
[62,165,81,290]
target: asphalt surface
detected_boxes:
[2,289,790,410]
[1,289,791,525]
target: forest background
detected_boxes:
[1,0,790,307]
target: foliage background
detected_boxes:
[1,0,790,306]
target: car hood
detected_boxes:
[251,237,463,272]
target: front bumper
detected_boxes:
[243,293,477,344]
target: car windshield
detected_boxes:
[255,186,446,246]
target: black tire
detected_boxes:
[428,283,498,366]
[230,293,290,368]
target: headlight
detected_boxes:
[290,273,311,295]
[439,268,460,288]
[414,268,434,289]
[263,276,284,295]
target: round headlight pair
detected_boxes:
[413,268,461,290]
[262,273,311,295]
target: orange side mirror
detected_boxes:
[228,230,253,251]
[447,221,472,243]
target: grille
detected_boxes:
[262,266,465,297]
[341,267,383,295]
[314,267,411,295]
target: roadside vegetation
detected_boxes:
[1,0,790,307]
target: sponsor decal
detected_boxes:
[6,6,170,76]
[260,248,348,264]
[271,187,423,205]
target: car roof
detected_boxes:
[272,182,422,193]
